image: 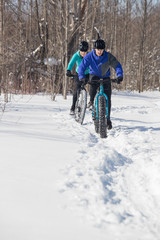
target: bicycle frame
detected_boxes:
[93,79,109,120]
[91,78,118,138]
[92,78,110,120]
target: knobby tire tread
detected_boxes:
[98,96,107,138]
[75,89,87,125]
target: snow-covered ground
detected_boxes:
[0,90,160,240]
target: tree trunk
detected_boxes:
[0,0,2,56]
[139,0,147,92]
[0,0,4,94]
[63,0,69,99]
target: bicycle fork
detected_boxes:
[92,85,109,120]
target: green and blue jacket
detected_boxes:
[67,50,89,75]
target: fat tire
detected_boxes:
[98,95,107,138]
[75,89,87,124]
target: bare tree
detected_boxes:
[138,0,147,92]
[0,0,159,95]
[0,0,3,94]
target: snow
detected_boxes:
[0,90,160,240]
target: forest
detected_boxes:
[0,0,160,100]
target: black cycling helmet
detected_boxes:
[79,41,89,52]
[94,39,105,49]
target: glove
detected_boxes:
[117,76,123,84]
[66,70,71,77]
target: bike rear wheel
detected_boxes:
[98,95,107,138]
[75,89,87,124]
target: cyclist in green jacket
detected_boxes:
[66,41,89,115]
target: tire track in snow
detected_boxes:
[57,107,134,226]
[56,94,160,237]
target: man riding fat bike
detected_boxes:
[78,39,123,130]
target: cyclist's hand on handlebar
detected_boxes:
[66,70,72,77]
[117,76,123,84]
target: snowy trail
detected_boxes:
[0,91,160,240]
[55,92,160,239]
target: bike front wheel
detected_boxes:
[98,95,107,138]
[75,89,87,125]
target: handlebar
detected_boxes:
[110,79,118,83]
[88,78,118,84]
[68,74,119,84]
[67,74,87,89]
[68,74,78,79]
